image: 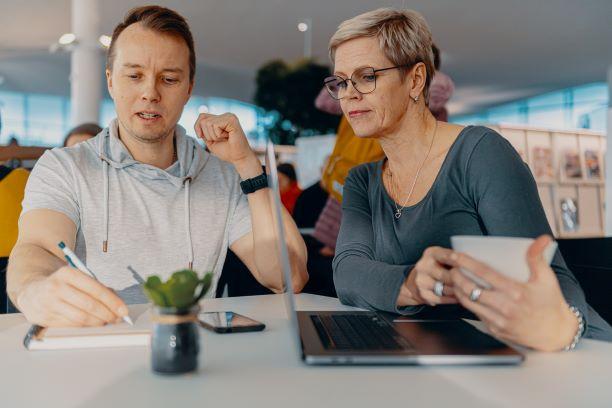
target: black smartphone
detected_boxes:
[198,311,265,333]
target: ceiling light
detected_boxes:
[58,33,76,46]
[99,35,111,48]
[297,22,309,32]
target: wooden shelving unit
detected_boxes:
[490,124,606,238]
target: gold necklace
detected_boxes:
[387,121,438,219]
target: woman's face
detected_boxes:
[333,36,414,138]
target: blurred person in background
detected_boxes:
[428,43,455,122]
[63,123,103,147]
[0,111,30,311]
[292,155,330,230]
[313,85,385,257]
[277,162,302,214]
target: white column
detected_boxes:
[304,19,312,59]
[300,18,312,59]
[70,0,102,126]
[606,65,612,235]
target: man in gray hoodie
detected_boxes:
[7,6,308,327]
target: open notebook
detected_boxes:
[23,304,151,350]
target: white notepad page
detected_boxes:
[26,304,152,350]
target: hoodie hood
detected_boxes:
[97,118,209,188]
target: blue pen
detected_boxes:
[58,242,133,325]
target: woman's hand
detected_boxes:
[449,235,579,351]
[397,246,458,307]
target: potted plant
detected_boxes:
[254,58,338,145]
[143,269,213,374]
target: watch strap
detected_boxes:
[240,172,268,194]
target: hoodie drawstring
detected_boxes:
[102,157,109,253]
[99,160,195,269]
[98,121,200,271]
[184,177,194,269]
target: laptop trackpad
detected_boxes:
[392,320,511,354]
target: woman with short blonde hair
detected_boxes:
[329,8,435,100]
[329,8,611,351]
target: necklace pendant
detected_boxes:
[394,209,402,219]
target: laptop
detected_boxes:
[264,141,524,365]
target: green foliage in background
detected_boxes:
[254,58,339,145]
[143,270,213,309]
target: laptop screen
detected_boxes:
[263,140,301,347]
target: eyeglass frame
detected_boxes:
[323,63,416,100]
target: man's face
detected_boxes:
[106,23,193,144]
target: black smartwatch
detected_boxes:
[240,173,268,194]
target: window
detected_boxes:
[100,99,117,128]
[0,91,266,147]
[451,82,608,132]
[27,94,65,146]
[178,96,263,145]
[0,91,26,145]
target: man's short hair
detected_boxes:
[106,5,196,83]
[329,8,435,100]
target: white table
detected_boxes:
[1,294,611,408]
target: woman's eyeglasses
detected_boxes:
[323,64,411,100]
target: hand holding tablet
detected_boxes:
[450,236,558,288]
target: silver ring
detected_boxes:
[433,281,444,297]
[469,287,483,302]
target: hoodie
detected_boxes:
[21,119,252,303]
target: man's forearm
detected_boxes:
[7,243,63,307]
[235,156,308,292]
[246,188,308,292]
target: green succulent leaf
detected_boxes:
[142,270,213,308]
[164,271,198,308]
[145,275,163,289]
[143,276,169,307]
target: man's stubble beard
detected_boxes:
[117,116,174,145]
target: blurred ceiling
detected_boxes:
[0,0,611,115]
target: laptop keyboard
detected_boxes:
[311,314,411,351]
